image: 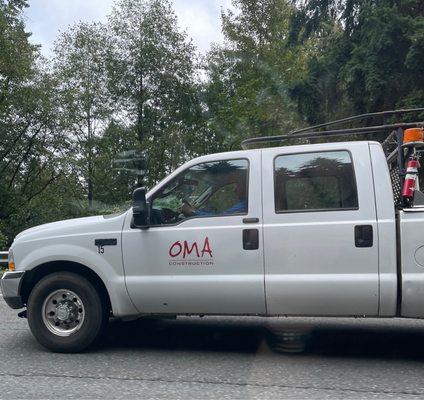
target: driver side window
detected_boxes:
[150,159,249,226]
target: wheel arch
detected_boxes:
[20,261,111,314]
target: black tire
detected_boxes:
[27,272,108,353]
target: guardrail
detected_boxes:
[0,251,8,269]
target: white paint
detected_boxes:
[5,140,423,321]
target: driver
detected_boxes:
[182,177,247,217]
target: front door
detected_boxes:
[262,142,379,316]
[122,151,266,315]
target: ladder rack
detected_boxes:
[240,108,424,150]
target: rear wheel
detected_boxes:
[27,272,108,353]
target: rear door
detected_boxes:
[262,142,379,316]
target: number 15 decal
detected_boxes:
[94,238,117,254]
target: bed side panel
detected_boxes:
[400,208,424,318]
[369,143,397,316]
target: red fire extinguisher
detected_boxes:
[402,157,421,206]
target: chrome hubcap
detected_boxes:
[42,289,85,337]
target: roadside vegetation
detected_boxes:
[0,0,423,247]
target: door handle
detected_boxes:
[354,225,373,247]
[243,217,259,224]
[243,229,259,250]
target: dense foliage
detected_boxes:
[0,0,422,246]
[289,0,424,123]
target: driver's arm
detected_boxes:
[181,202,216,217]
[181,202,196,216]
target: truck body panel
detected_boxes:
[262,142,380,316]
[368,142,398,316]
[4,140,424,321]
[121,150,267,315]
[399,208,424,318]
[5,213,138,317]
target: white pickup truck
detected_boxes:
[2,110,424,352]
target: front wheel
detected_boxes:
[27,272,108,353]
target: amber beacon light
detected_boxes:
[403,127,424,147]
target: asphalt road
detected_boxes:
[2,296,424,399]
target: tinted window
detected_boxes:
[274,151,358,212]
[151,159,248,225]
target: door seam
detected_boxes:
[260,149,268,314]
[367,143,381,316]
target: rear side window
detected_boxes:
[274,151,358,212]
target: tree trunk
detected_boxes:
[136,63,144,187]
[87,162,93,207]
[87,109,93,207]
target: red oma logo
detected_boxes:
[169,237,213,259]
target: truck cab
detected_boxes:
[123,141,388,318]
[2,110,424,352]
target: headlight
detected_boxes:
[8,248,15,271]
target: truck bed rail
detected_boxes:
[241,108,424,149]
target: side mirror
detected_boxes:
[131,187,150,229]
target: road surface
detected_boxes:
[1,296,424,399]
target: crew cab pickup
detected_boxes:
[2,133,424,352]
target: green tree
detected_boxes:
[92,121,139,206]
[0,0,70,243]
[289,0,424,123]
[203,0,310,149]
[53,22,113,206]
[108,0,204,186]
[0,222,7,250]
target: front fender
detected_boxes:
[18,243,138,317]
